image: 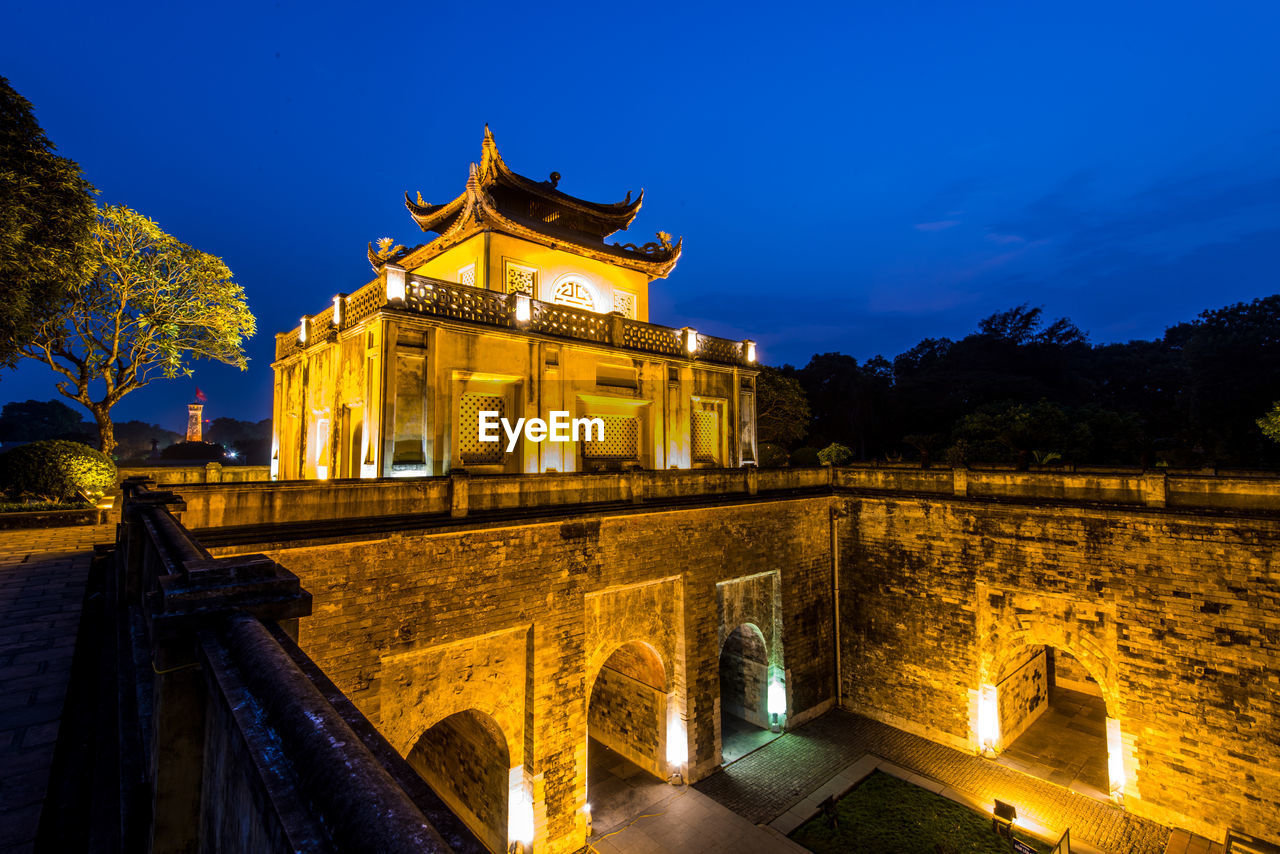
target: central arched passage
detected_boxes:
[990,645,1112,800]
[718,623,780,763]
[406,709,510,854]
[585,641,672,835]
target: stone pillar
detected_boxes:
[1141,471,1168,508]
[186,403,203,443]
[953,467,969,497]
[450,470,469,518]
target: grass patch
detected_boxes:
[792,771,1051,854]
[0,500,93,513]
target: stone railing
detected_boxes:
[276,273,753,367]
[169,465,1280,533]
[97,478,485,853]
[116,462,271,486]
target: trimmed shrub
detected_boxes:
[0,440,116,502]
[818,442,854,467]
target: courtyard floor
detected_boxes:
[0,525,112,854]
[695,707,1172,854]
[585,738,806,854]
[999,686,1110,800]
[720,712,781,765]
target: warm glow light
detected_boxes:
[978,683,1000,753]
[744,340,757,363]
[685,328,698,354]
[299,316,308,345]
[508,786,534,846]
[1106,717,1126,798]
[315,465,329,480]
[666,711,687,768]
[515,293,532,324]
[767,680,787,717]
[332,295,342,326]
[385,265,406,302]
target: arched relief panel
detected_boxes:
[716,570,783,671]
[973,584,1138,801]
[377,624,529,767]
[975,585,1120,710]
[583,577,682,690]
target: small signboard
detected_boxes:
[1012,840,1037,854]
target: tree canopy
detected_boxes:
[0,76,97,368]
[19,205,255,455]
[772,296,1280,470]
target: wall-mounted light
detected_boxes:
[768,679,787,733]
[385,264,406,303]
[666,711,688,783]
[1106,717,1126,802]
[684,327,699,355]
[508,785,534,852]
[744,340,757,363]
[583,803,593,837]
[332,294,344,327]
[978,683,1000,755]
[515,293,532,324]
[298,316,309,345]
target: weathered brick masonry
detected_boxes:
[837,493,1280,842]
[194,467,1280,851]
[237,497,835,854]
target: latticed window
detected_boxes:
[693,406,721,464]
[458,264,477,288]
[582,415,639,460]
[612,290,636,318]
[505,262,536,295]
[458,393,505,464]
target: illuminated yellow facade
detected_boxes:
[271,129,758,480]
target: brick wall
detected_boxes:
[238,495,834,854]
[719,626,768,727]
[587,665,665,776]
[838,494,1280,842]
[997,646,1046,745]
[406,710,509,854]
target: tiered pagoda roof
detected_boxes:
[369,127,682,279]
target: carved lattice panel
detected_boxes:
[693,406,721,463]
[505,263,536,295]
[620,319,682,355]
[612,290,636,318]
[458,264,477,288]
[459,393,505,464]
[582,415,638,459]
[552,278,597,311]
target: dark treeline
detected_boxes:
[762,295,1280,470]
[0,399,272,464]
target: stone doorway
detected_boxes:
[586,642,672,831]
[405,709,510,854]
[718,623,780,764]
[995,646,1110,800]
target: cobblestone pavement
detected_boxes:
[695,708,1171,854]
[0,525,112,854]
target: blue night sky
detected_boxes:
[3,0,1278,427]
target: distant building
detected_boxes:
[271,128,759,480]
[186,402,203,443]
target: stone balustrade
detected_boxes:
[274,273,753,366]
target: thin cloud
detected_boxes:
[915,220,960,232]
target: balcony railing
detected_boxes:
[276,274,754,367]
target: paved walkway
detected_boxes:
[584,781,807,854]
[0,525,112,854]
[695,708,1171,854]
